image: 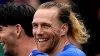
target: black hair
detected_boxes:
[0,3,35,37]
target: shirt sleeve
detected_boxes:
[29,50,48,56]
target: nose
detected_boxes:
[36,26,44,35]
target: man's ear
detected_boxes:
[60,23,68,36]
[15,24,22,38]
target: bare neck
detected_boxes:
[49,36,70,56]
[16,36,37,56]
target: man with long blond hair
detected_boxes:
[32,1,89,56]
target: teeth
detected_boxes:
[0,42,4,45]
[38,39,48,42]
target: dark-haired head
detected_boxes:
[0,3,35,37]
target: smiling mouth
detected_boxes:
[0,42,4,45]
[38,38,48,42]
[0,41,5,45]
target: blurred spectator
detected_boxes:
[55,0,71,3]
[96,54,100,56]
[27,0,40,9]
[0,0,6,4]
[98,8,100,21]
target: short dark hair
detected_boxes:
[0,3,35,37]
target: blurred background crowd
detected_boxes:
[0,0,100,56]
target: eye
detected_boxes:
[0,27,3,32]
[0,29,2,31]
[32,23,38,29]
[43,24,51,29]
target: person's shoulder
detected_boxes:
[57,51,86,56]
[57,44,86,56]
[29,50,48,56]
[29,50,39,56]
